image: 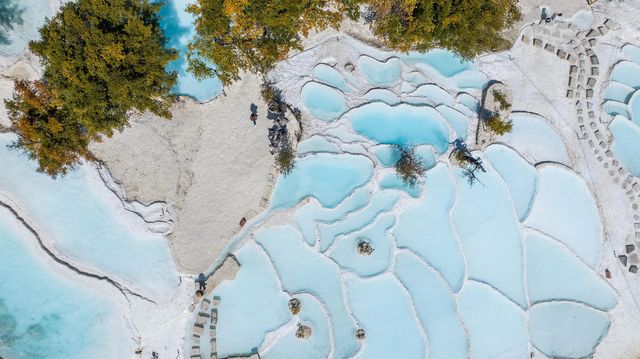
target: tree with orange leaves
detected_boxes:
[187,0,520,84]
[358,0,521,58]
[4,81,92,176]
[5,0,177,176]
[186,0,351,85]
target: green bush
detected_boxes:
[360,0,521,59]
[492,89,511,111]
[486,115,513,136]
[275,142,296,176]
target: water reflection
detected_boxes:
[0,0,25,45]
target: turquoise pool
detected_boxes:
[301,81,348,121]
[346,102,451,152]
[604,45,640,175]
[1,9,621,356]
[0,208,129,359]
[312,64,351,92]
[210,44,616,359]
[157,0,222,102]
[0,134,179,299]
[358,56,402,87]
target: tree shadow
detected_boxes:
[0,0,25,46]
[478,79,503,121]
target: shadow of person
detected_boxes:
[250,103,258,114]
[0,0,25,46]
[540,7,548,21]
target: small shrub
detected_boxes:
[486,115,513,136]
[395,147,426,187]
[291,108,303,143]
[357,239,374,256]
[288,298,301,315]
[261,81,281,104]
[295,324,312,339]
[492,90,511,111]
[275,142,296,176]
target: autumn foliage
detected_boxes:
[5,0,177,176]
[5,81,92,176]
[186,0,348,85]
[361,0,521,58]
[187,0,521,84]
[395,146,427,187]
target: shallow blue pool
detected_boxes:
[329,214,396,276]
[213,241,291,358]
[623,44,640,65]
[485,144,537,221]
[453,158,527,307]
[0,208,128,359]
[525,165,604,267]
[157,0,222,102]
[605,51,640,177]
[346,102,450,152]
[394,164,465,292]
[255,226,359,359]
[610,61,640,89]
[603,82,634,104]
[395,252,468,359]
[262,293,331,359]
[312,63,351,92]
[629,90,640,126]
[301,81,348,121]
[318,190,399,251]
[401,49,471,77]
[526,232,616,310]
[529,302,610,358]
[0,134,179,299]
[457,281,528,359]
[358,56,402,87]
[270,153,373,209]
[346,274,426,359]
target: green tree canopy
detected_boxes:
[186,0,348,86]
[5,0,177,176]
[187,0,520,84]
[359,0,521,58]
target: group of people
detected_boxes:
[250,102,290,149]
[268,117,289,149]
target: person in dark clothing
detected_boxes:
[196,273,206,292]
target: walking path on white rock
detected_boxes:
[520,14,640,274]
